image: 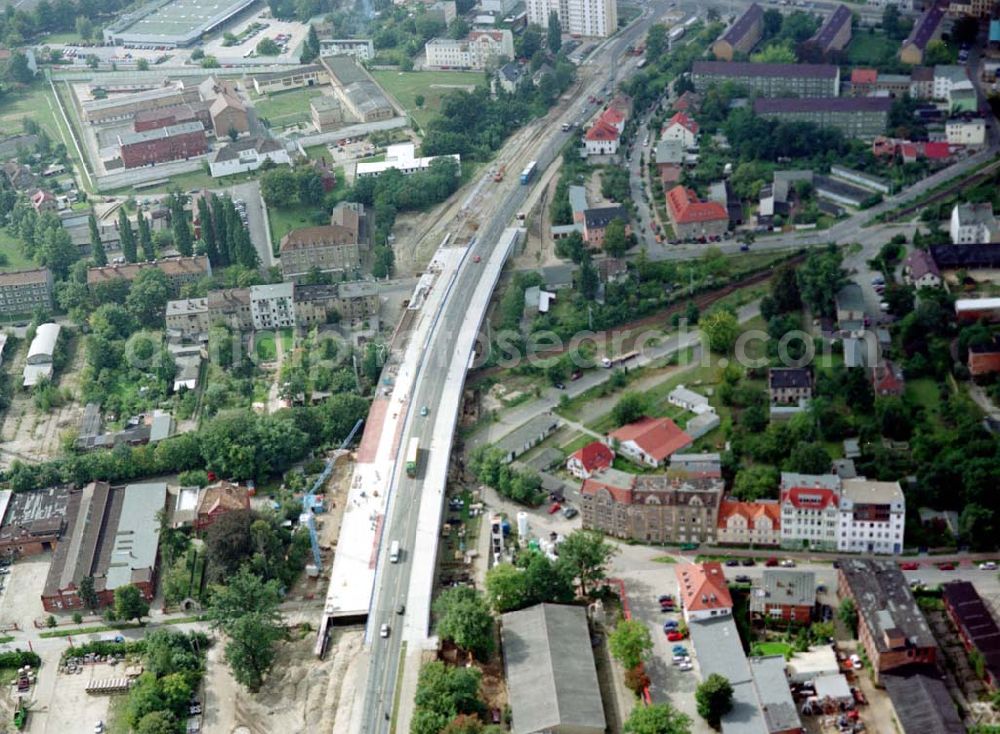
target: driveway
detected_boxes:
[228,180,275,268]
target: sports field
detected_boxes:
[371,70,482,131]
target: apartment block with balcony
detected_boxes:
[250,283,295,330]
[0,267,53,317]
[752,97,892,140]
[692,61,840,97]
[836,479,905,555]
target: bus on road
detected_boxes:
[520,160,537,185]
[405,437,420,477]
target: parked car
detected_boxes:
[562,507,578,519]
[553,382,565,390]
[380,623,390,638]
[666,630,686,641]
[734,575,752,584]
[672,654,689,665]
[420,405,429,417]
[765,557,779,567]
[780,559,796,568]
[979,562,997,570]
[672,645,687,655]
[899,562,920,570]
[663,620,679,631]
[396,604,405,615]
[679,661,693,671]
[850,654,862,670]
[938,563,956,570]
[725,559,740,567]
[741,558,756,566]
[548,503,562,514]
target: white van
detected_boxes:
[389,540,400,563]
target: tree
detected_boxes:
[415,94,426,108]
[257,38,281,55]
[448,17,471,39]
[603,219,628,257]
[126,268,171,328]
[882,5,903,39]
[612,392,648,426]
[413,661,483,734]
[136,711,177,734]
[88,213,107,266]
[114,584,150,624]
[170,194,193,256]
[701,309,740,354]
[119,209,137,263]
[609,618,653,670]
[924,40,953,66]
[79,575,100,612]
[762,8,783,38]
[137,58,150,71]
[39,226,79,280]
[76,16,94,41]
[838,597,858,636]
[732,465,779,501]
[557,530,617,595]
[261,168,298,208]
[5,52,33,85]
[547,10,562,53]
[959,504,996,551]
[433,587,495,659]
[222,612,284,690]
[623,703,693,734]
[137,212,154,261]
[796,247,847,319]
[784,443,831,474]
[517,23,542,59]
[442,715,485,734]
[696,674,733,729]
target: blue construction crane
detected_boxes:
[301,418,364,571]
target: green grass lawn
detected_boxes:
[252,87,321,128]
[846,33,899,67]
[268,205,321,246]
[280,327,294,352]
[751,641,793,658]
[38,31,86,44]
[0,228,34,272]
[371,70,483,132]
[255,333,277,362]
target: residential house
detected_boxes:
[806,4,853,55]
[692,61,840,97]
[665,185,729,240]
[207,288,253,331]
[716,498,781,546]
[835,282,866,326]
[676,562,733,622]
[711,3,764,60]
[904,249,942,288]
[946,118,986,146]
[956,297,1000,323]
[872,360,905,396]
[165,297,210,339]
[582,206,628,248]
[293,282,379,327]
[566,441,615,479]
[900,4,945,65]
[969,337,1000,378]
[709,180,742,227]
[496,62,524,93]
[424,30,514,70]
[608,416,692,467]
[0,267,53,317]
[950,202,998,244]
[662,112,699,148]
[837,479,905,555]
[837,558,939,677]
[768,368,812,404]
[279,224,362,281]
[753,98,892,139]
[933,65,970,101]
[494,414,561,463]
[31,190,57,213]
[87,256,211,295]
[910,65,935,98]
[318,38,374,60]
[941,581,1000,690]
[581,469,724,544]
[779,473,842,551]
[250,282,295,330]
[655,138,685,186]
[209,137,290,178]
[750,570,816,624]
[194,481,251,532]
[667,385,711,414]
[584,117,621,156]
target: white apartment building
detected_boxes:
[319,39,375,61]
[779,472,841,552]
[836,479,905,555]
[527,0,617,38]
[950,202,998,244]
[424,29,514,71]
[946,118,986,146]
[933,65,969,100]
[250,282,295,330]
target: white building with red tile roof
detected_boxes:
[661,112,699,148]
[779,473,841,551]
[566,441,615,479]
[584,107,625,156]
[676,561,733,622]
[608,416,692,468]
[717,498,781,546]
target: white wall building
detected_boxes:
[355,143,460,178]
[209,138,291,178]
[946,118,986,146]
[424,29,514,70]
[950,202,998,244]
[779,473,841,551]
[667,385,712,414]
[527,0,618,38]
[933,65,969,100]
[250,283,295,330]
[319,38,375,60]
[835,479,905,555]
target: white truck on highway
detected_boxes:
[389,540,400,563]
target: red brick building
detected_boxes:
[969,338,1000,378]
[750,569,816,625]
[195,481,251,532]
[133,102,212,133]
[941,581,1000,690]
[119,121,208,169]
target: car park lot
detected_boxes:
[0,553,52,631]
[30,660,117,734]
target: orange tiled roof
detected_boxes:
[609,416,692,463]
[677,562,733,612]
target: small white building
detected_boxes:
[209,138,291,178]
[23,322,60,387]
[250,282,295,330]
[667,385,712,414]
[661,112,699,149]
[932,65,969,100]
[950,202,998,244]
[355,143,460,178]
[946,118,986,146]
[318,38,374,60]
